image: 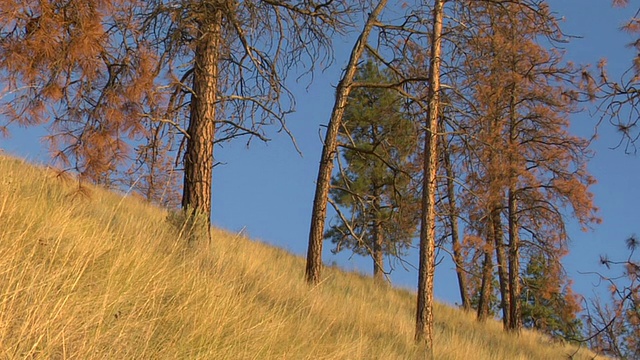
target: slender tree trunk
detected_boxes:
[371,184,385,283]
[477,226,494,322]
[492,206,511,328]
[372,208,384,283]
[507,82,522,333]
[182,9,221,232]
[415,0,444,350]
[373,232,384,282]
[507,188,521,332]
[306,0,388,285]
[442,134,470,310]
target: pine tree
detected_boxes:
[415,0,444,348]
[0,0,347,228]
[325,60,419,283]
[306,0,388,285]
[450,0,599,331]
[520,252,582,340]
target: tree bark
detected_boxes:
[442,134,470,310]
[415,0,444,350]
[477,227,494,322]
[507,188,521,332]
[306,0,388,285]
[507,82,522,333]
[372,195,385,283]
[492,206,511,328]
[182,8,221,231]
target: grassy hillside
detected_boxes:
[0,155,599,359]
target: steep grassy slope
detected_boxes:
[0,155,599,359]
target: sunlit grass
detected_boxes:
[0,155,600,359]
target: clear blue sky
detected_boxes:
[2,1,638,309]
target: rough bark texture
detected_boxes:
[182,9,221,230]
[492,207,511,328]
[443,139,469,310]
[306,0,388,285]
[415,0,444,350]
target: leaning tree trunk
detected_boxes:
[492,206,511,329]
[306,0,388,285]
[182,9,221,232]
[415,0,444,350]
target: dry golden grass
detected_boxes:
[0,155,601,359]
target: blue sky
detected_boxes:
[2,1,639,309]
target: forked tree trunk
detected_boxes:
[415,0,444,350]
[306,0,388,285]
[182,9,221,233]
[492,206,511,328]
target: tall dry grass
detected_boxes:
[0,155,600,359]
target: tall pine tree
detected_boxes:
[325,60,419,283]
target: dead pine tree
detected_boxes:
[0,0,348,237]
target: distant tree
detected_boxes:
[128,122,182,208]
[520,252,582,341]
[0,0,347,229]
[325,60,419,283]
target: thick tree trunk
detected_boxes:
[442,136,470,310]
[306,0,388,285]
[492,206,511,328]
[415,0,444,350]
[182,9,221,231]
[477,227,494,322]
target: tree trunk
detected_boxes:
[492,206,511,329]
[508,188,521,332]
[415,0,444,350]
[507,82,521,333]
[372,211,385,283]
[477,227,494,322]
[182,9,221,232]
[442,134,470,310]
[371,186,385,283]
[306,0,388,285]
